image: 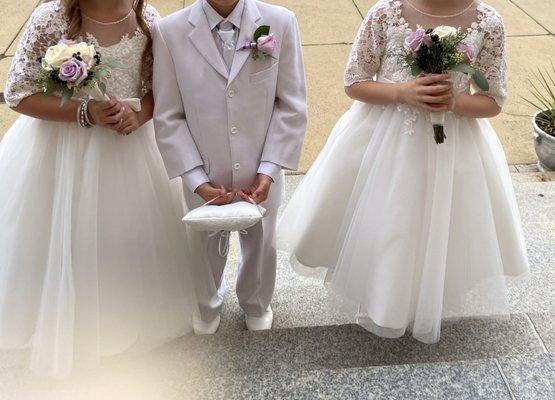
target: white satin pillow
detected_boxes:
[183,201,266,232]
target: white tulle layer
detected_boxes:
[278,101,530,343]
[0,116,196,378]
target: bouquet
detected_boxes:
[37,39,117,106]
[403,26,489,144]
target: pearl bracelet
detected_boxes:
[78,99,93,128]
[83,99,94,127]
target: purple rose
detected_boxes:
[58,57,89,87]
[257,34,277,55]
[404,28,426,52]
[457,42,475,61]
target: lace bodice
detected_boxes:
[4,0,160,107]
[344,0,507,107]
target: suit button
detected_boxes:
[228,89,235,98]
[233,163,241,170]
[230,126,238,135]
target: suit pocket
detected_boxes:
[249,62,279,84]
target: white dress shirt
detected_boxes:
[181,0,281,193]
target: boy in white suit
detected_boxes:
[152,0,307,333]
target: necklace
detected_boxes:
[405,0,476,18]
[82,9,134,26]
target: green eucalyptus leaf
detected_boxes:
[253,25,270,41]
[451,63,475,75]
[452,63,489,91]
[472,70,489,91]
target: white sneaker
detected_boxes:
[245,306,273,331]
[193,312,221,335]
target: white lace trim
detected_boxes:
[343,0,508,135]
[4,0,160,107]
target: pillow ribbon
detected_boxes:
[208,229,248,257]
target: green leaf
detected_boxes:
[44,85,57,97]
[451,63,489,91]
[472,70,489,91]
[98,81,107,95]
[253,25,270,41]
[95,68,110,78]
[251,50,265,61]
[410,64,423,76]
[451,63,475,75]
[60,88,74,107]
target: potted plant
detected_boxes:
[523,64,555,171]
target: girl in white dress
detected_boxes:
[278,0,530,343]
[0,0,196,377]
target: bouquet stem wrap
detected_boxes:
[430,111,446,144]
[81,82,142,112]
[82,82,110,102]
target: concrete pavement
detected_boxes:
[1,0,554,169]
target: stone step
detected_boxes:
[185,354,555,400]
[2,314,551,399]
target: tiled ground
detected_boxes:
[0,172,553,399]
[0,0,554,169]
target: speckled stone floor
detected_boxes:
[1,171,553,400]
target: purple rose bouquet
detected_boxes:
[37,40,118,106]
[402,26,489,144]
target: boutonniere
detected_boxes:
[238,25,277,61]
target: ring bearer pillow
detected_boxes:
[183,195,266,232]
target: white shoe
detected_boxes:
[193,312,221,335]
[245,306,273,331]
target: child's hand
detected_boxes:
[115,106,141,136]
[398,74,453,112]
[196,183,237,205]
[239,174,273,204]
[88,97,125,129]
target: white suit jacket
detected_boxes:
[152,0,308,191]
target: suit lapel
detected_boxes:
[188,1,229,80]
[228,0,262,86]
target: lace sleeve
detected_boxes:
[473,13,507,107]
[140,4,162,96]
[4,2,66,107]
[344,2,387,87]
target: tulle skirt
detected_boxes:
[278,100,530,343]
[0,116,197,378]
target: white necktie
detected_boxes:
[217,21,236,71]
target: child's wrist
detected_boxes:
[394,82,406,104]
[451,92,464,116]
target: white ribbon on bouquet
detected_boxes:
[81,81,142,112]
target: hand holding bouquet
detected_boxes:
[37,39,118,106]
[403,26,489,144]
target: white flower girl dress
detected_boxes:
[0,1,196,377]
[278,0,530,343]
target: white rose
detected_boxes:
[43,43,74,68]
[43,42,96,69]
[432,25,458,39]
[68,42,96,60]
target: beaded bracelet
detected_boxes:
[78,99,93,128]
[83,99,94,127]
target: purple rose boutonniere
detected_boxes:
[239,25,277,61]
